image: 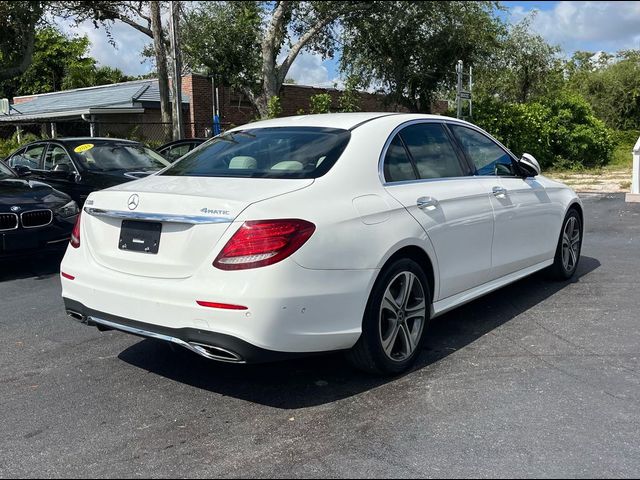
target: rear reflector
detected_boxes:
[213,219,315,270]
[61,272,75,280]
[196,301,248,310]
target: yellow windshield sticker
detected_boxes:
[74,143,94,153]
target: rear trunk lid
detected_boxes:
[83,176,313,278]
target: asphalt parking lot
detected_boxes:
[1,193,639,478]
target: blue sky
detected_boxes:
[61,1,640,86]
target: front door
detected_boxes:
[448,124,559,278]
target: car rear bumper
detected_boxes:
[61,247,377,356]
[63,298,310,363]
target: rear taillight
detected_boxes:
[70,212,81,248]
[213,219,315,270]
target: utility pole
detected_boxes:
[455,60,473,120]
[456,60,463,119]
[169,0,184,140]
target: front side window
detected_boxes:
[162,127,351,179]
[450,125,516,176]
[44,145,74,172]
[399,123,465,179]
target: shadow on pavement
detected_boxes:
[0,251,65,283]
[119,256,601,409]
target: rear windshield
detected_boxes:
[69,142,171,172]
[161,127,351,179]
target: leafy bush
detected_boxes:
[0,132,41,159]
[471,93,614,170]
[266,96,282,119]
[309,93,332,114]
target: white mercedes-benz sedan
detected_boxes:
[61,113,583,375]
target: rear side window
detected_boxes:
[10,145,44,169]
[383,135,417,182]
[162,127,351,179]
[399,124,465,179]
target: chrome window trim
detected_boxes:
[0,212,19,232]
[84,207,233,225]
[378,118,522,186]
[20,209,53,229]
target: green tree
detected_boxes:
[0,28,127,98]
[567,50,640,130]
[474,14,562,103]
[53,1,173,128]
[182,1,371,118]
[340,1,503,113]
[0,1,44,81]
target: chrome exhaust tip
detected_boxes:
[187,342,244,363]
[66,310,87,323]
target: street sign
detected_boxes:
[459,91,472,100]
[0,99,9,115]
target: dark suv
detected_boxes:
[5,138,171,205]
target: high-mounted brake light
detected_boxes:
[213,219,316,270]
[70,211,81,248]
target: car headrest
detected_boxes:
[271,161,304,171]
[229,156,257,169]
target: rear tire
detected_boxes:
[347,258,431,375]
[548,208,582,280]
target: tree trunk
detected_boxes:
[150,1,172,140]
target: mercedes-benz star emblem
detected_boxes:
[10,206,21,212]
[128,194,140,211]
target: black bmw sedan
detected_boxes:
[0,161,78,258]
[4,138,171,206]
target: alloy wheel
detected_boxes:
[378,271,427,362]
[561,216,581,272]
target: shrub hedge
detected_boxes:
[470,93,614,170]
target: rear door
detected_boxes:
[382,121,495,300]
[448,124,559,277]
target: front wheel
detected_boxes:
[347,258,431,375]
[549,208,582,280]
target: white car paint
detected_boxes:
[61,113,582,360]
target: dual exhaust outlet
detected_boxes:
[66,310,244,364]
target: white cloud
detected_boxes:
[278,51,343,88]
[59,19,153,76]
[509,1,640,53]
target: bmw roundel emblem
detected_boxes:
[128,194,140,211]
[10,206,21,212]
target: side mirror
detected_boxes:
[518,153,541,177]
[13,165,32,177]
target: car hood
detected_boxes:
[0,178,70,208]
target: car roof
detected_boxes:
[227,113,471,131]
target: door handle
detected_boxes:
[417,196,439,210]
[492,186,507,197]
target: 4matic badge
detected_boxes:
[201,208,230,216]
